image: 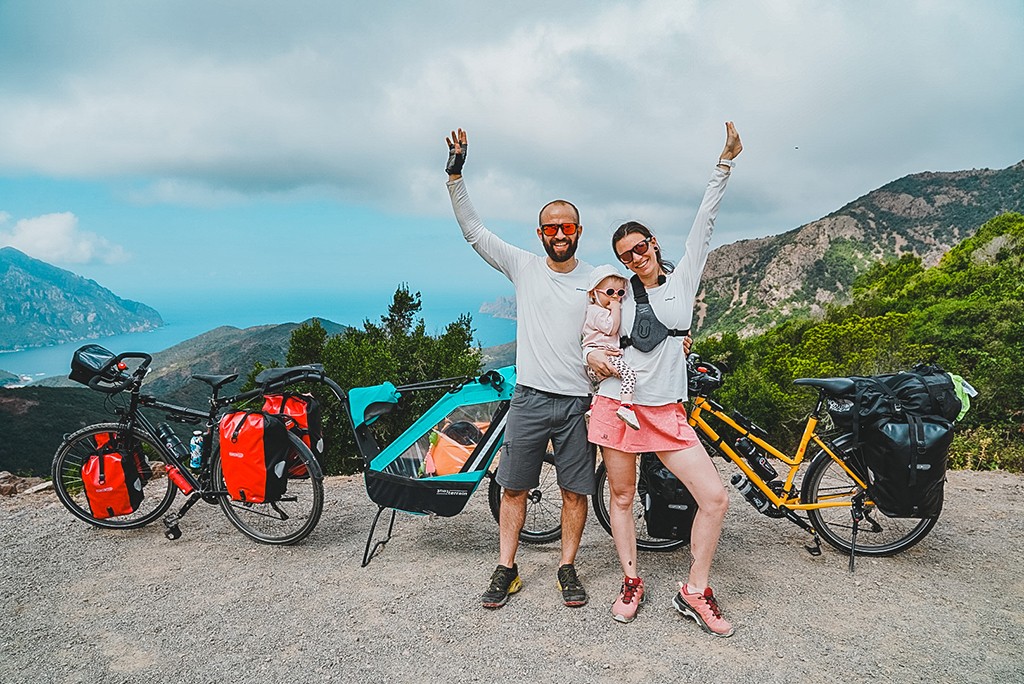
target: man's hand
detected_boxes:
[683,335,692,356]
[587,349,622,380]
[719,121,742,161]
[446,128,468,177]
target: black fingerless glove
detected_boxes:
[446,141,467,175]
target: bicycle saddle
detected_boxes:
[191,373,239,390]
[793,377,856,395]
[255,364,324,385]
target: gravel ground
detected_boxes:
[1,468,1022,684]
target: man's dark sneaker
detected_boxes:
[556,564,588,607]
[481,564,522,609]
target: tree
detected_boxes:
[273,285,482,475]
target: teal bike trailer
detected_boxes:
[348,367,516,566]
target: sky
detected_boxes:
[1,0,1022,335]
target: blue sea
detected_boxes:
[0,297,515,384]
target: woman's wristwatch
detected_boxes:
[717,158,736,169]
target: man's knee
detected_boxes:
[560,489,587,508]
[503,488,529,504]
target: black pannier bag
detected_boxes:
[218,410,291,503]
[829,365,961,518]
[638,452,698,542]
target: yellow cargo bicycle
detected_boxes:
[593,356,940,567]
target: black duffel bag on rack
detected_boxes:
[827,364,962,518]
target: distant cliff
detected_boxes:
[696,160,1024,336]
[0,247,163,351]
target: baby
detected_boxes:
[582,265,639,430]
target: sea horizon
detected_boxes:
[0,303,516,383]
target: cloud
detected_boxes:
[0,0,1021,242]
[0,212,129,264]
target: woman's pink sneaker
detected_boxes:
[673,584,735,637]
[611,576,646,623]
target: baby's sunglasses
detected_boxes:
[540,222,579,236]
[601,288,626,297]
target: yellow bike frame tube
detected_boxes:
[688,396,867,512]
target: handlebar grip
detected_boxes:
[88,351,153,393]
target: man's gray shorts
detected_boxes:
[497,385,596,496]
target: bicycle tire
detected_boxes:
[213,431,324,545]
[487,450,562,544]
[801,446,939,556]
[592,459,688,552]
[51,423,177,529]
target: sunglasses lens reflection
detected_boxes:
[541,223,578,236]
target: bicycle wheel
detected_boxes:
[213,431,324,545]
[52,423,176,529]
[488,450,562,544]
[801,448,939,556]
[593,458,688,552]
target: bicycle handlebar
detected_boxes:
[87,351,153,394]
[687,353,723,394]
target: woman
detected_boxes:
[587,122,742,635]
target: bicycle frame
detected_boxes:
[687,392,867,514]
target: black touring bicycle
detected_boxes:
[52,345,563,558]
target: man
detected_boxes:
[445,128,594,609]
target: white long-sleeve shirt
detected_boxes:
[447,177,593,396]
[597,166,732,405]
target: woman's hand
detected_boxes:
[719,121,742,161]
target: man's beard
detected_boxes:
[543,237,579,263]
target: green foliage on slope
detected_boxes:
[697,212,1024,471]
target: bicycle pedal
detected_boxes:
[165,525,182,540]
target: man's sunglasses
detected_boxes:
[601,288,626,297]
[617,236,653,263]
[540,222,579,236]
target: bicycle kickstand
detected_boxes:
[848,495,866,573]
[163,492,201,540]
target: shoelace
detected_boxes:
[700,592,724,619]
[489,570,513,592]
[621,580,640,604]
[680,583,724,619]
[559,569,581,590]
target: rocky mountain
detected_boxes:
[0,369,19,387]
[0,247,164,351]
[696,160,1024,336]
[478,160,1024,338]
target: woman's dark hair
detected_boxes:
[611,221,674,274]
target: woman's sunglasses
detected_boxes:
[540,222,579,236]
[617,236,653,263]
[601,288,626,297]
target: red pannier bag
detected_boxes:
[262,393,324,477]
[218,410,290,503]
[94,432,152,483]
[81,441,146,519]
